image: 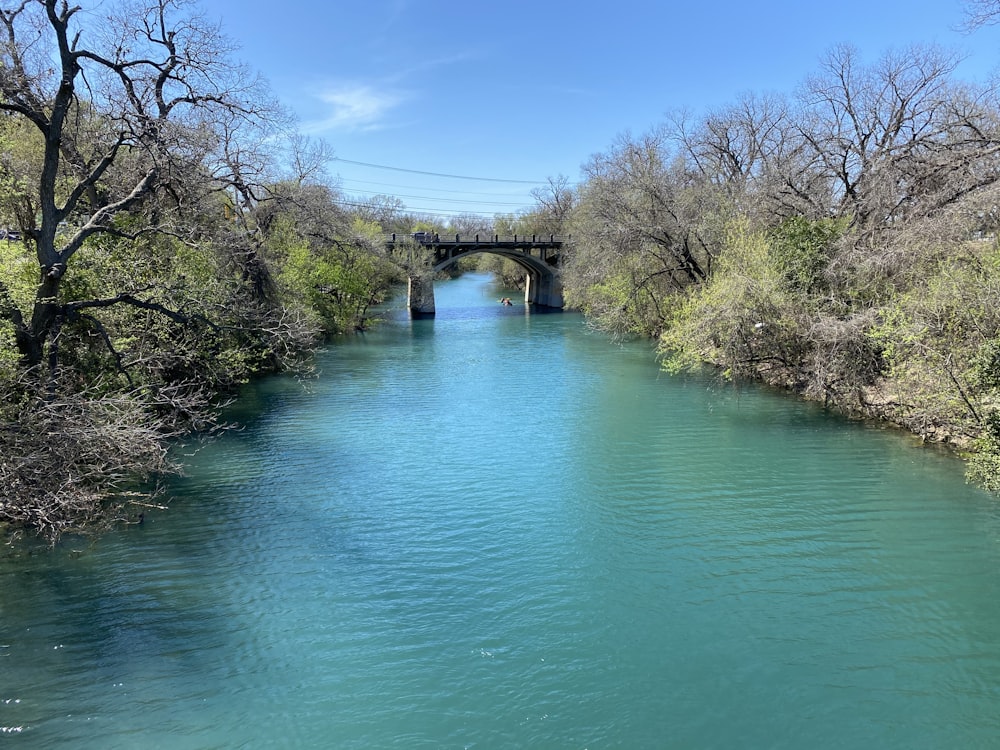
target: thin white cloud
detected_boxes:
[302,84,407,134]
[384,51,477,85]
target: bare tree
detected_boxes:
[562,131,721,336]
[576,130,711,284]
[963,0,1000,28]
[445,212,492,236]
[0,0,275,370]
[528,175,575,234]
[350,193,406,229]
[671,96,786,187]
[670,94,834,222]
[797,44,1000,234]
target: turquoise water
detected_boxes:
[2,273,1000,748]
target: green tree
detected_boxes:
[659,219,806,379]
[0,0,276,370]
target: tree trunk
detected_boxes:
[17,269,63,369]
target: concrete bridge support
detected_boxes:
[408,274,435,316]
[524,270,564,308]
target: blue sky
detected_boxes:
[208,0,999,220]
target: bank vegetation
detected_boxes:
[0,0,420,542]
[558,36,1000,493]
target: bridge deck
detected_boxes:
[386,233,567,267]
[386,233,566,251]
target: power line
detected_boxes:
[338,177,531,198]
[333,198,519,217]
[344,189,528,207]
[332,157,547,185]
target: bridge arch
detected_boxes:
[387,234,567,316]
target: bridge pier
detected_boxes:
[387,234,568,314]
[408,274,435,316]
[524,271,564,308]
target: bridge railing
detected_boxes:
[386,233,569,245]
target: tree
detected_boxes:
[351,193,406,229]
[0,0,275,370]
[527,175,575,234]
[659,218,808,382]
[562,130,717,336]
[797,45,1000,235]
[0,0,298,541]
[670,94,833,222]
[259,180,398,332]
[445,212,492,236]
[964,0,1000,28]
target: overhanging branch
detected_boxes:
[65,289,215,329]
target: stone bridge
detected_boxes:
[385,233,568,315]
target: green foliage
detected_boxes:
[865,248,1000,441]
[0,116,42,230]
[410,219,444,234]
[55,233,265,390]
[968,413,1000,492]
[972,337,1000,392]
[268,215,394,334]
[659,219,804,379]
[493,214,518,234]
[0,320,18,370]
[768,216,846,294]
[0,238,36,314]
[564,263,668,339]
[474,253,525,289]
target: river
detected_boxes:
[2,272,1000,748]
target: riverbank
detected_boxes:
[559,218,1000,493]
